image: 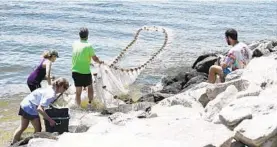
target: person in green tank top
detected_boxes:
[72,27,102,108]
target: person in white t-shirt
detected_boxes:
[11,78,69,144]
[208,29,252,83]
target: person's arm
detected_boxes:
[45,61,52,85]
[89,45,103,64]
[221,62,227,69]
[92,55,102,64]
[220,56,229,69]
[37,105,56,126]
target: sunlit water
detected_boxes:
[0,0,276,146]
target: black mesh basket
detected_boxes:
[44,107,70,134]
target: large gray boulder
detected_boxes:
[181,74,208,92]
[137,92,174,103]
[249,40,277,58]
[160,70,207,94]
[192,53,219,74]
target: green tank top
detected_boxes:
[72,40,95,74]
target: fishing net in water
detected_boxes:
[93,64,137,108]
[58,26,170,109]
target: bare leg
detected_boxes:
[12,116,29,144]
[75,86,82,106]
[87,84,93,103]
[31,118,42,133]
[208,65,224,83]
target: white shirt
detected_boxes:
[223,42,252,70]
[20,86,56,115]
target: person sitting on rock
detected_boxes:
[208,28,252,83]
[11,78,69,145]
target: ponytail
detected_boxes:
[42,50,51,59]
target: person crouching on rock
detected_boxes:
[27,50,59,92]
[208,28,252,83]
[11,78,69,144]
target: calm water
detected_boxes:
[0,0,276,98]
[0,0,276,146]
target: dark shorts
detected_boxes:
[18,107,39,120]
[223,68,231,75]
[27,83,41,92]
[72,72,92,87]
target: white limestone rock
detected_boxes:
[56,133,185,147]
[204,85,238,122]
[235,113,277,147]
[206,79,249,101]
[55,116,233,147]
[259,85,277,100]
[236,84,262,99]
[158,91,203,111]
[219,107,252,130]
[225,69,244,82]
[187,82,211,107]
[27,138,57,147]
[219,96,277,130]
[241,54,277,86]
[108,112,133,126]
[151,105,202,119]
[105,102,155,114]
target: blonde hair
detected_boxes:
[42,50,51,59]
[52,77,69,90]
[42,50,59,59]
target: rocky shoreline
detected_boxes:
[12,39,277,147]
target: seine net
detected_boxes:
[56,26,170,109]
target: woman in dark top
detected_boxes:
[27,50,59,91]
